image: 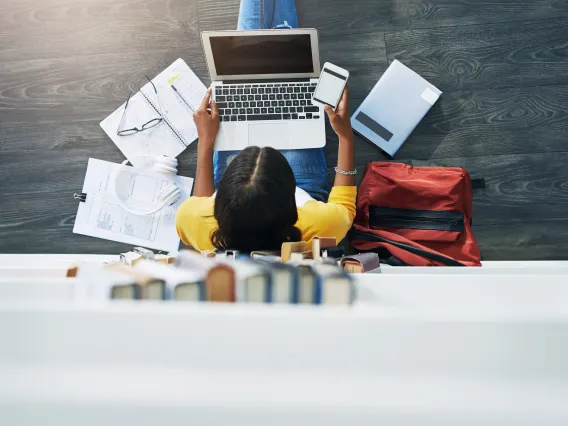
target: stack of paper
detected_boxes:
[73,158,194,252]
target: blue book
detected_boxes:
[134,259,205,301]
[290,261,356,305]
[232,259,272,303]
[290,261,319,304]
[252,258,300,304]
[173,281,205,301]
[312,262,356,305]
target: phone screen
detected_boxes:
[314,68,347,107]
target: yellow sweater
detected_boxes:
[176,186,357,252]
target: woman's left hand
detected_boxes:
[324,85,353,142]
[193,87,220,149]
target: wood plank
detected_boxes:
[319,33,388,101]
[0,188,131,254]
[473,221,568,260]
[0,151,122,196]
[0,120,112,154]
[0,48,208,125]
[297,0,568,34]
[448,152,568,226]
[397,85,568,160]
[0,226,133,254]
[0,0,199,62]
[196,0,240,31]
[385,18,568,91]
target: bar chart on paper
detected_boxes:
[96,197,156,241]
[73,158,193,252]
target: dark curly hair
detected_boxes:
[211,146,301,252]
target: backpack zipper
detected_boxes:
[369,207,465,232]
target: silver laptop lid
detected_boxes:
[350,60,442,157]
[201,29,320,81]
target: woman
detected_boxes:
[176,0,357,252]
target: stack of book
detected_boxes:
[71,240,358,305]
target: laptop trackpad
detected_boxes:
[248,123,289,148]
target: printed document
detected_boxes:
[73,158,194,252]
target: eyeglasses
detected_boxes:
[117,75,163,137]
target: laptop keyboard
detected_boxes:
[213,82,320,122]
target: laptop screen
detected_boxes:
[209,34,314,76]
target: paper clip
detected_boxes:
[73,193,87,202]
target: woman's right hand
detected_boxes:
[324,85,353,141]
[192,88,218,197]
[193,87,220,149]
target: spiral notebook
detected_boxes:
[100,58,207,168]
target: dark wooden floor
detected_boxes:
[1,0,568,259]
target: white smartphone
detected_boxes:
[312,62,349,110]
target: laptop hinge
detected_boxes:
[219,77,312,85]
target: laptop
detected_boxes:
[201,29,325,151]
[350,60,442,157]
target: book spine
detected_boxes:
[349,279,357,305]
[314,275,323,305]
[265,275,273,303]
[140,91,189,148]
[291,271,299,304]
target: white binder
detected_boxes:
[351,60,441,157]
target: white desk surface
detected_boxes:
[2,252,568,425]
[1,253,567,268]
[1,301,568,426]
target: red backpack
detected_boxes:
[349,162,482,266]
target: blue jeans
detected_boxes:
[213,0,329,202]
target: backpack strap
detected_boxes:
[349,229,467,267]
[470,178,486,189]
[383,255,408,267]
